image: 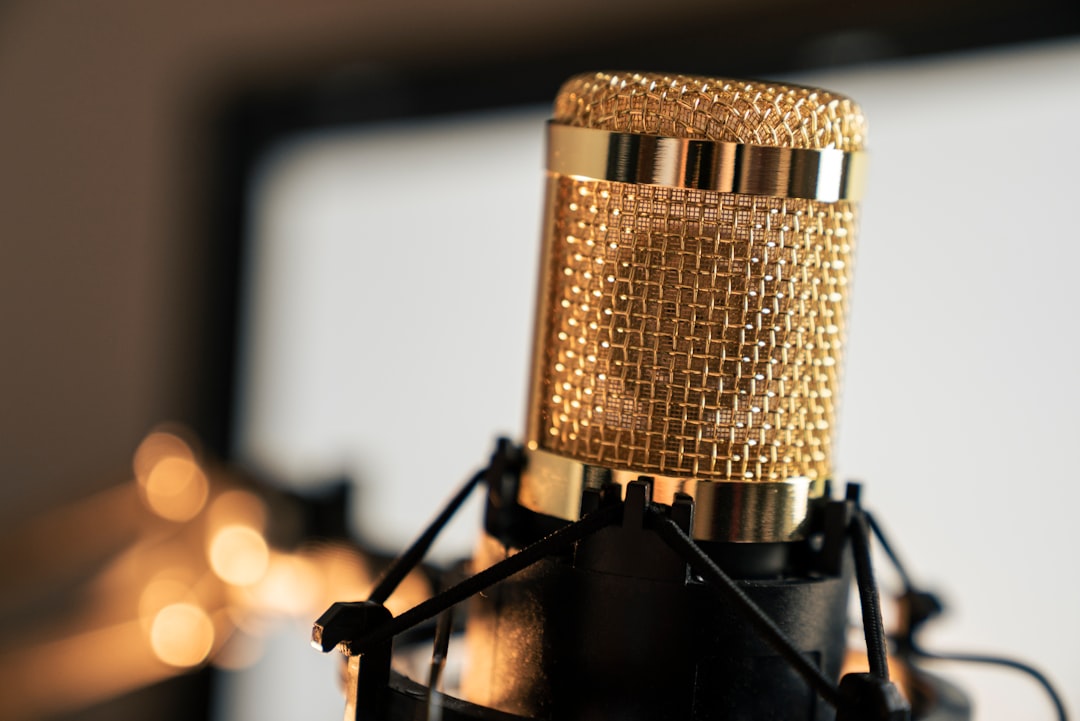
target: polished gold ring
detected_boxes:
[547,123,867,202]
[518,447,815,543]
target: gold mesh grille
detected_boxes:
[527,72,864,485]
[531,177,855,483]
[526,72,865,486]
[554,71,867,151]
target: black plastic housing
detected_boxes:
[463,480,853,721]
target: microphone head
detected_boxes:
[553,71,867,149]
[522,72,868,541]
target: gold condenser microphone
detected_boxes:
[461,71,869,720]
[516,71,865,539]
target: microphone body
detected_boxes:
[461,72,868,720]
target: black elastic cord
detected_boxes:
[351,502,622,654]
[368,469,485,605]
[863,511,914,592]
[425,608,454,721]
[850,511,890,680]
[648,511,843,709]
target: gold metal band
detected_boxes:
[518,447,814,543]
[547,123,867,202]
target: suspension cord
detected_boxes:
[425,608,454,721]
[850,511,890,680]
[368,468,485,605]
[863,511,914,592]
[350,502,622,654]
[648,510,843,709]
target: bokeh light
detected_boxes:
[141,456,209,521]
[133,430,195,484]
[209,525,270,586]
[150,603,215,668]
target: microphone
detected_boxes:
[510,71,865,543]
[315,71,934,721]
[461,71,868,720]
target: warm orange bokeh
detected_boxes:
[209,525,270,586]
[150,602,215,667]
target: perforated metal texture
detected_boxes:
[554,72,867,152]
[530,72,864,485]
[532,178,855,484]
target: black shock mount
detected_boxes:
[313,438,958,721]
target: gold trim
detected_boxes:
[519,446,813,543]
[547,123,867,202]
[517,445,595,523]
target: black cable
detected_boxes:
[647,510,843,710]
[350,502,622,654]
[368,468,485,605]
[906,644,1068,721]
[850,511,890,681]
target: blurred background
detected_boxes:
[1,1,1078,720]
